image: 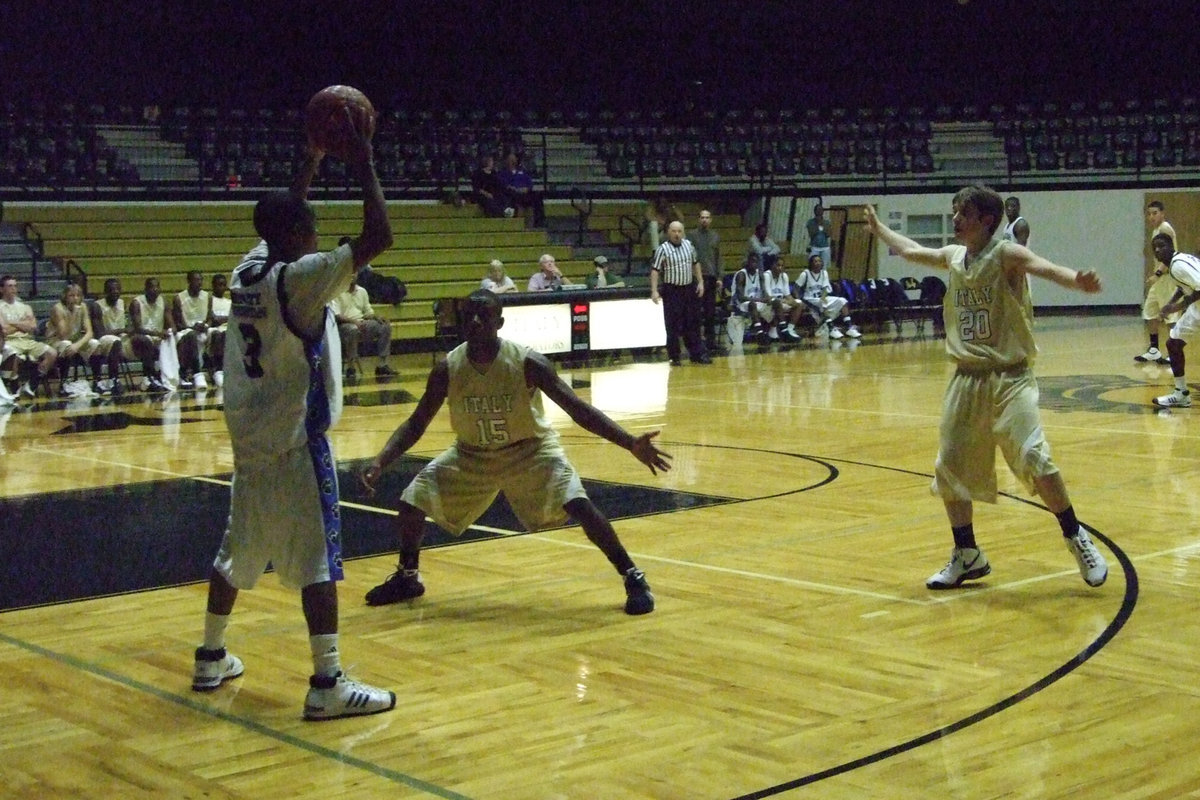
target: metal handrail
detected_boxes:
[18,222,44,296]
[61,258,88,295]
[616,214,647,275]
[568,188,593,247]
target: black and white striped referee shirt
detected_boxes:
[652,239,698,286]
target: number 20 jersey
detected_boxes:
[223,242,345,465]
[943,238,1037,370]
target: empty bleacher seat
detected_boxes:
[1091,147,1116,168]
[1034,149,1059,170]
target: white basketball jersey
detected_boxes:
[795,268,832,303]
[762,270,791,299]
[1168,252,1200,294]
[735,268,764,300]
[1002,216,1027,245]
[223,247,344,464]
[447,338,554,451]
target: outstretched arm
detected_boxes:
[361,359,450,493]
[863,204,952,269]
[525,352,672,475]
[1003,245,1102,293]
[340,106,393,270]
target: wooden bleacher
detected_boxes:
[11,202,601,346]
[9,200,765,350]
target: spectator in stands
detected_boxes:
[761,254,805,342]
[806,204,834,268]
[731,254,773,339]
[1137,200,1179,364]
[586,255,625,289]
[332,273,396,382]
[208,274,231,388]
[480,259,518,294]
[688,209,722,351]
[173,270,211,389]
[747,222,782,264]
[645,196,679,250]
[129,276,173,393]
[528,253,564,292]
[794,254,861,339]
[49,282,122,395]
[650,221,711,365]
[470,155,514,218]
[1150,232,1200,408]
[1002,196,1030,246]
[0,274,57,398]
[499,152,545,226]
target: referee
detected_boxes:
[650,220,711,365]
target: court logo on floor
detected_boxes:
[1037,374,1170,414]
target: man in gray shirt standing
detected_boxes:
[806,203,833,270]
[688,209,722,351]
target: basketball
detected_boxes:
[304,85,375,159]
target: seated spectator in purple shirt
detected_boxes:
[498,152,545,226]
[470,155,514,218]
[528,254,564,291]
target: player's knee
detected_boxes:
[394,500,424,526]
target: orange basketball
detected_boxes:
[304,85,375,159]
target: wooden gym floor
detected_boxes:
[1,313,1197,799]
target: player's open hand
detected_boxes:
[360,463,383,496]
[342,103,377,166]
[1075,270,1102,293]
[862,203,880,233]
[630,431,672,475]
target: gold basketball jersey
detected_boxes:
[447,338,554,450]
[943,239,1037,369]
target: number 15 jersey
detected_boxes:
[943,238,1037,370]
[224,241,351,465]
[447,338,555,451]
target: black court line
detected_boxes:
[0,442,1135,799]
[0,630,473,800]
[0,452,742,612]
[719,452,1138,799]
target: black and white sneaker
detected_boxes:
[364,570,426,606]
[624,568,655,615]
[192,646,244,691]
[926,547,991,589]
[304,672,395,720]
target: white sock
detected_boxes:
[310,633,341,678]
[786,324,796,334]
[1176,376,1188,392]
[203,612,230,651]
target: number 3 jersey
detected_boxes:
[224,241,351,465]
[447,338,555,451]
[943,238,1037,370]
